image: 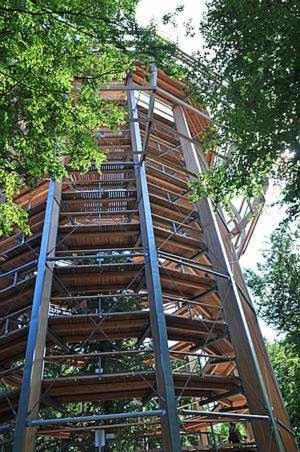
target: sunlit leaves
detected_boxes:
[187,0,299,216]
[246,223,300,337]
[267,339,300,439]
[0,0,135,236]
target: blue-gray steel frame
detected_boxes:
[13,180,62,452]
[127,78,182,451]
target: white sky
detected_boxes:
[137,0,282,341]
[137,0,206,55]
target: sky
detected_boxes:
[137,0,205,55]
[137,0,282,341]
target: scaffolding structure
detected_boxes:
[0,66,297,451]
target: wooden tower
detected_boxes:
[0,66,297,451]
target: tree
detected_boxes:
[267,337,300,440]
[0,0,139,236]
[246,223,300,345]
[187,0,299,218]
[0,0,179,237]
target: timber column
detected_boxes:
[128,80,182,451]
[13,181,62,452]
[173,105,296,452]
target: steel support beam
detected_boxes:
[141,63,157,158]
[13,180,62,452]
[28,410,164,427]
[173,106,295,452]
[181,410,270,422]
[158,251,230,279]
[128,77,181,452]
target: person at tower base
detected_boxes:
[228,422,241,444]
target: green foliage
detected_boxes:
[0,0,183,237]
[213,422,247,444]
[246,223,300,343]
[267,337,300,440]
[0,199,30,236]
[0,0,138,236]
[188,0,299,217]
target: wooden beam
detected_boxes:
[173,106,296,452]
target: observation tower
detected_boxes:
[0,66,296,451]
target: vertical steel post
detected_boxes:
[128,77,181,451]
[173,106,287,452]
[13,180,62,452]
[210,424,218,452]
